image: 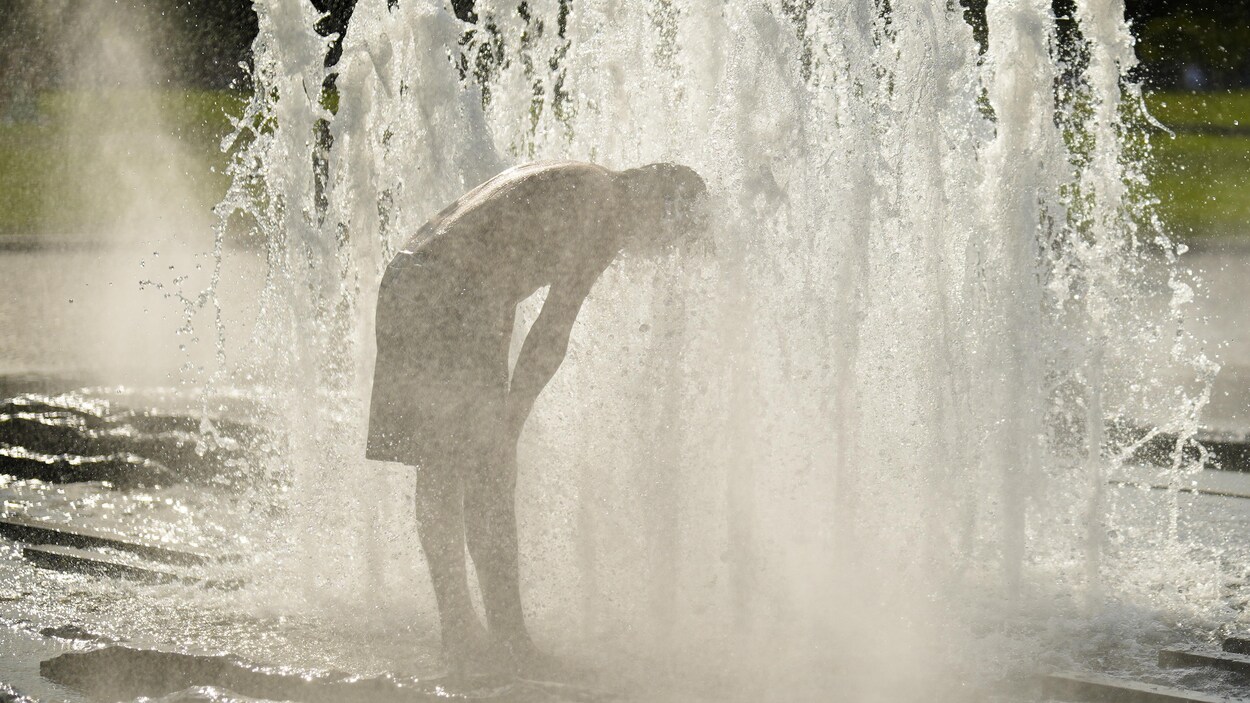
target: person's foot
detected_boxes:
[496,637,567,680]
[441,619,495,677]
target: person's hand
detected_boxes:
[503,393,529,440]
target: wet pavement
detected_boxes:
[0,242,264,387]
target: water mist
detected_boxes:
[214,1,1218,700]
[3,1,237,386]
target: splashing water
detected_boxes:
[210,0,1221,700]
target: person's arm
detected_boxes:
[506,277,594,438]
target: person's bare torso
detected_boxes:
[390,161,619,307]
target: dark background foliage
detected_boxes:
[0,0,1245,92]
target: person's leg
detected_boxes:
[414,456,487,668]
[463,306,546,666]
[463,431,533,651]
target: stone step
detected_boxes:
[1044,672,1237,703]
[22,545,241,590]
[1159,647,1250,676]
[0,514,221,566]
[41,646,605,703]
[1112,422,1250,473]
[0,447,175,487]
[1224,638,1250,656]
[1199,434,1250,473]
[1107,480,1250,501]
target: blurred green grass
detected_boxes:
[0,90,242,236]
[1144,90,1250,239]
[0,88,1247,240]
[1146,91,1250,131]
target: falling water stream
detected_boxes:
[200,0,1229,699]
[190,0,1224,699]
[0,1,1238,702]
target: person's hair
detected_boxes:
[615,162,708,256]
[618,163,706,206]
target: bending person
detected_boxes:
[365,160,707,673]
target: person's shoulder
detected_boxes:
[504,160,613,185]
[483,162,618,209]
[441,162,607,209]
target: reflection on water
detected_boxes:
[2,406,1250,702]
[0,391,273,489]
[0,381,1246,699]
[0,387,266,554]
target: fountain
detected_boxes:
[197,0,1224,698]
[0,0,1238,701]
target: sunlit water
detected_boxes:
[1,0,1246,701]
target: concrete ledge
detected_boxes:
[0,391,277,488]
[1159,648,1250,676]
[0,446,176,487]
[24,544,180,583]
[1043,672,1235,703]
[1224,638,1250,656]
[1198,433,1250,473]
[1113,422,1250,473]
[39,646,598,703]
[0,515,219,566]
[1107,480,1250,501]
[22,545,241,590]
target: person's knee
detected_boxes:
[415,461,462,510]
[464,464,515,509]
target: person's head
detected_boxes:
[615,162,709,255]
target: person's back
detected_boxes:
[395,161,618,302]
[366,160,706,674]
